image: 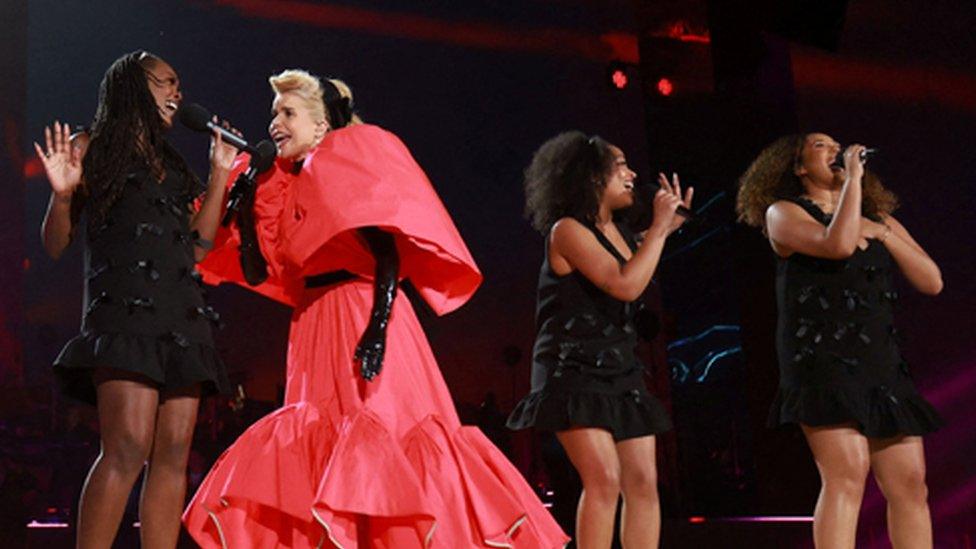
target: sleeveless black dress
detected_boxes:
[53,165,229,404]
[768,197,943,437]
[507,220,672,441]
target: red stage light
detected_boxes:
[24,157,43,179]
[612,69,628,89]
[689,516,706,523]
[606,61,631,90]
[657,78,674,96]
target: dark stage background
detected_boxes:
[2,1,974,547]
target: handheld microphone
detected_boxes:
[832,147,879,168]
[222,140,277,226]
[637,182,694,219]
[178,103,252,152]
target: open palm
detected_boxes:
[34,120,82,195]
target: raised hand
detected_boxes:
[34,121,83,196]
[209,117,240,173]
[842,143,867,182]
[652,172,694,235]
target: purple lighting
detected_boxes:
[26,521,69,529]
[688,516,815,523]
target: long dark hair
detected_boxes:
[79,51,198,232]
[524,131,615,233]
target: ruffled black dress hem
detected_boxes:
[767,384,944,438]
[507,388,672,442]
[54,331,230,405]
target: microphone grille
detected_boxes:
[251,140,278,173]
[178,103,211,132]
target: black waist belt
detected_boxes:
[304,269,358,289]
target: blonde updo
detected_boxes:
[268,69,362,128]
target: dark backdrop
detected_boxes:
[2,1,974,547]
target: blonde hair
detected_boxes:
[268,69,363,127]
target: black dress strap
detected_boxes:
[782,196,832,226]
[616,222,640,254]
[580,220,631,264]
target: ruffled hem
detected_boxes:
[53,331,229,405]
[506,389,673,440]
[184,402,568,549]
[767,384,945,438]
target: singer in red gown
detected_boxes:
[182,70,568,548]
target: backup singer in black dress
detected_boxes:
[36,51,232,548]
[507,131,691,548]
[737,133,943,549]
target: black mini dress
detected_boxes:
[54,164,229,404]
[507,220,672,441]
[767,197,943,437]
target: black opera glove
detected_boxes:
[354,227,399,381]
[634,301,660,342]
[237,183,269,286]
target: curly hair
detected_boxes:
[79,51,199,233]
[736,133,898,229]
[524,131,616,233]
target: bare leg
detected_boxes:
[77,372,158,549]
[556,428,620,549]
[616,435,659,548]
[801,423,870,549]
[140,384,201,549]
[869,435,932,549]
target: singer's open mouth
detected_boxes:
[272,134,290,148]
[164,100,178,113]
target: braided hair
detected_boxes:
[79,51,199,232]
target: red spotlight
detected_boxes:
[610,69,627,90]
[689,516,706,524]
[607,61,630,90]
[656,77,674,96]
[612,69,628,89]
[24,157,43,179]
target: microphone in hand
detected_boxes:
[832,147,879,168]
[179,103,253,152]
[222,140,277,227]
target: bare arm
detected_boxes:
[189,166,230,262]
[190,123,236,262]
[766,145,866,259]
[866,215,943,295]
[551,174,691,302]
[42,189,76,259]
[37,123,86,260]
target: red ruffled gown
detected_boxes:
[183,124,568,548]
